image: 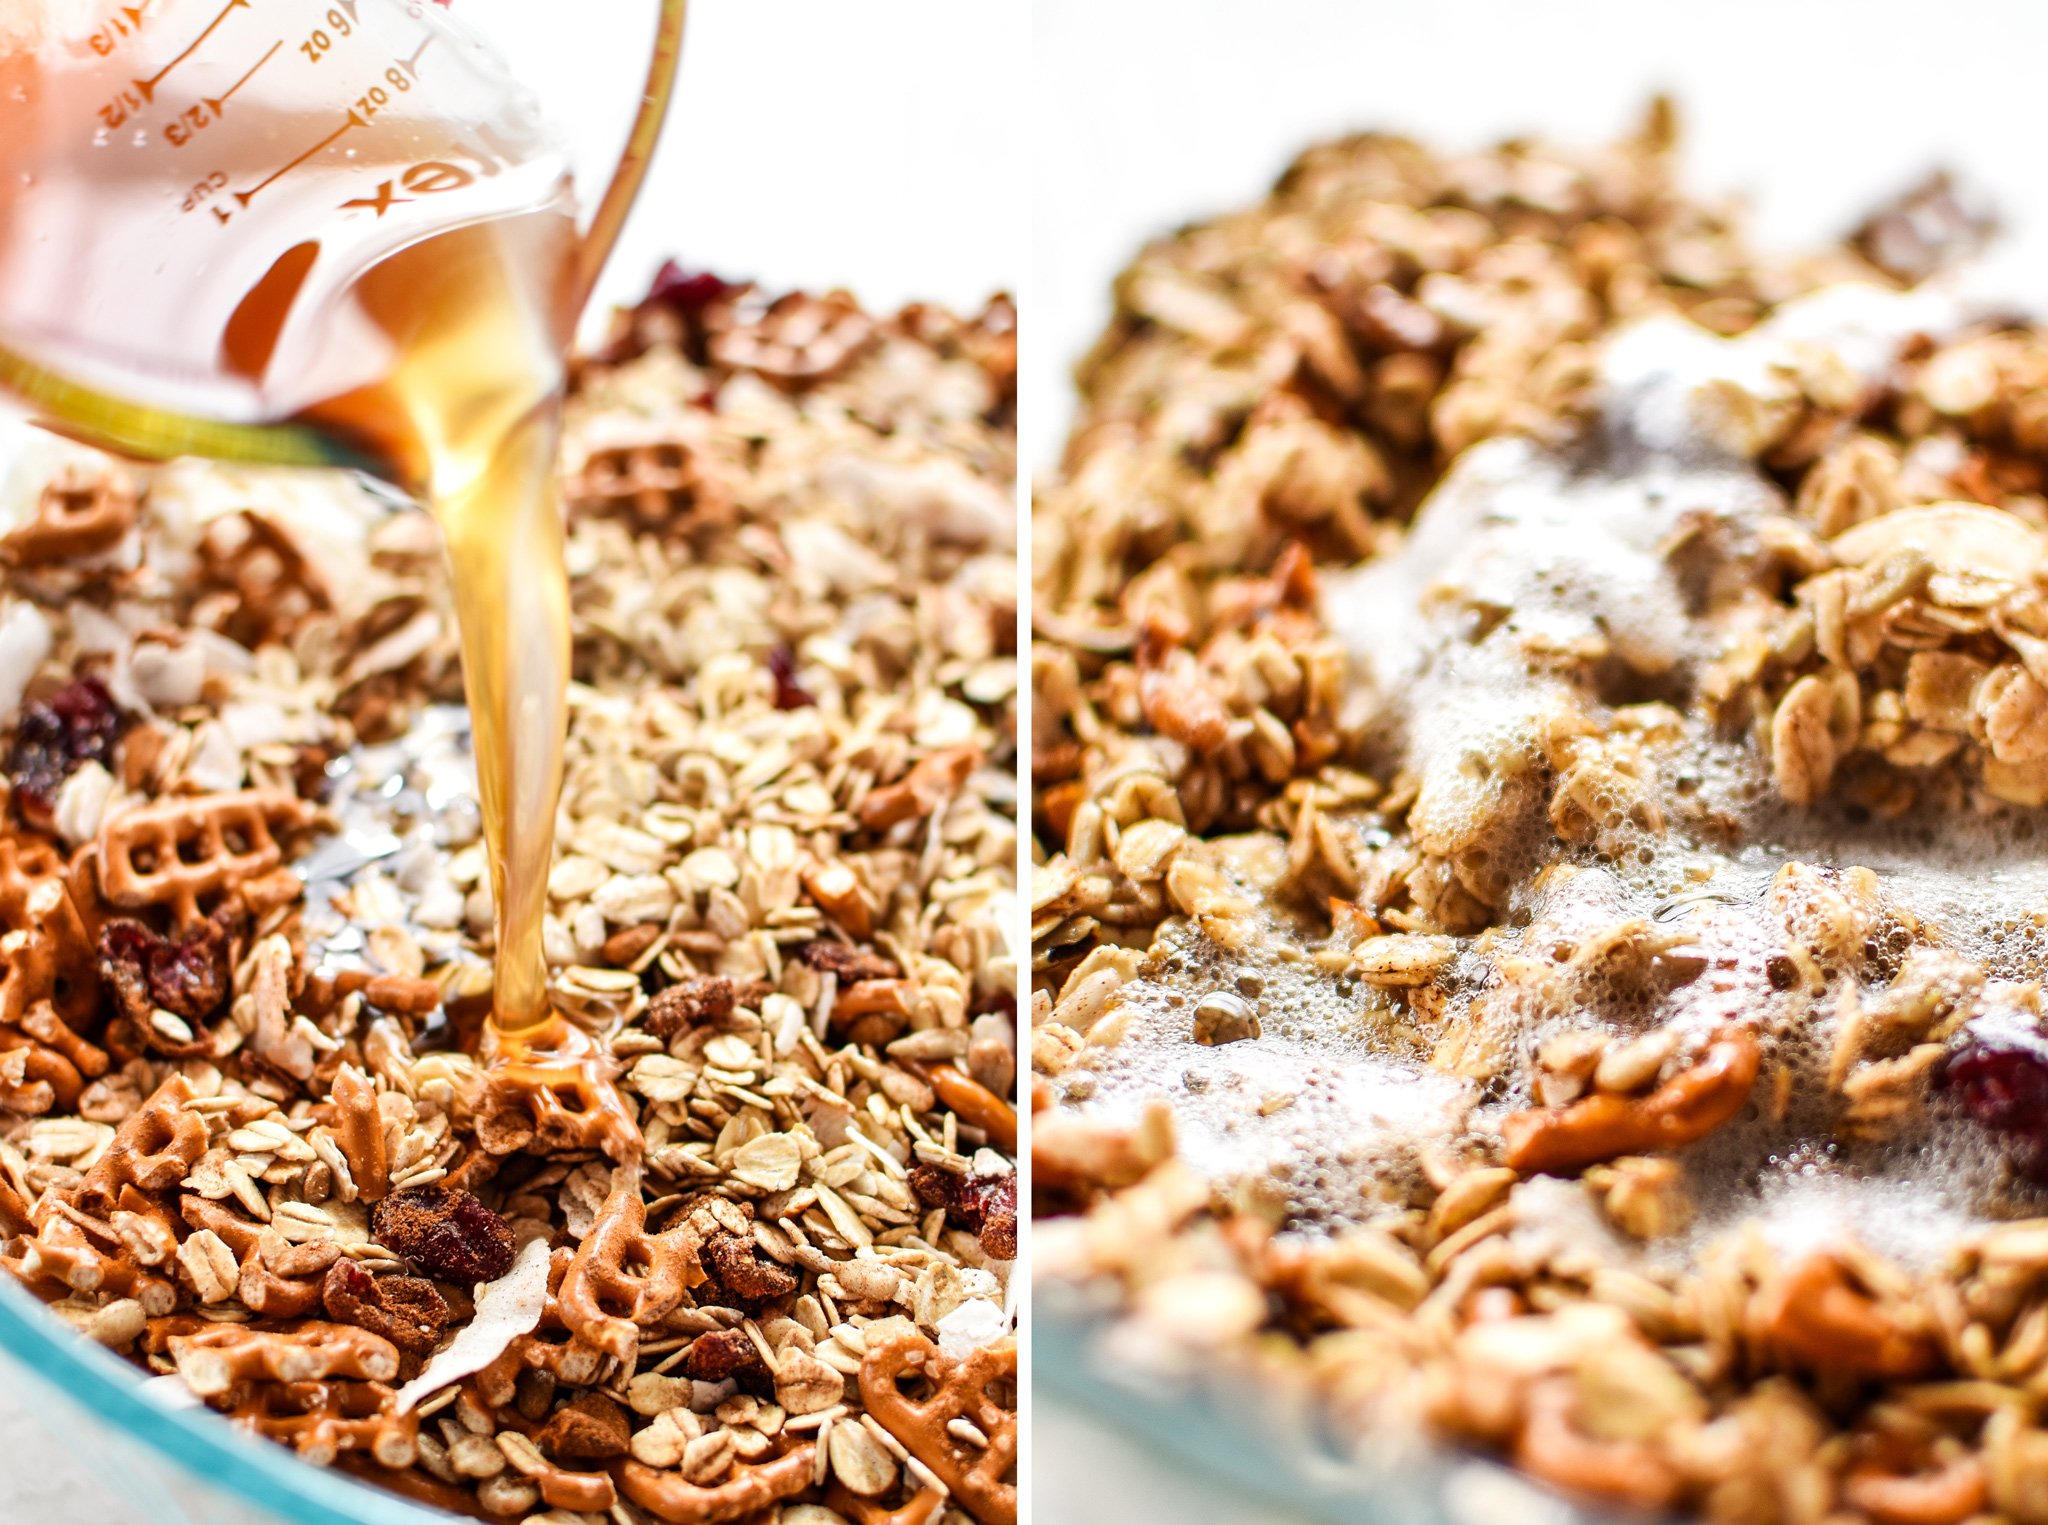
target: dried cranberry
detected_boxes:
[1939,1021,2048,1175]
[98,911,234,1026]
[371,1186,515,1284]
[644,260,735,316]
[7,676,128,826]
[908,1163,1017,1260]
[767,646,814,710]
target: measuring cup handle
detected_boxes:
[572,0,688,314]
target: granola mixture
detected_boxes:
[0,274,1019,1525]
[1033,110,2048,1522]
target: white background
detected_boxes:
[1031,0,2048,466]
[493,0,1023,326]
[0,3,1018,1520]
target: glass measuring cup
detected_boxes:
[0,0,685,478]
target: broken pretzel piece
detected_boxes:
[1511,1375,1683,1513]
[860,1332,1017,1525]
[231,1377,419,1470]
[329,1064,389,1203]
[2,469,137,567]
[170,1321,401,1396]
[612,1445,817,1524]
[96,788,313,929]
[1757,1250,1940,1381]
[557,1173,705,1362]
[1501,1029,1759,1175]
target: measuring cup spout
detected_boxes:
[0,0,686,476]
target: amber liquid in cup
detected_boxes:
[0,5,652,1156]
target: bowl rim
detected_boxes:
[0,1272,457,1525]
[1034,1297,1620,1525]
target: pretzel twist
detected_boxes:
[232,1378,418,1470]
[96,789,312,928]
[558,1174,705,1362]
[860,1332,1017,1525]
[0,834,101,1038]
[73,1074,209,1215]
[2,470,137,566]
[170,1321,401,1396]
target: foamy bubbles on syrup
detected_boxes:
[1083,913,1471,1228]
[1062,274,2048,1264]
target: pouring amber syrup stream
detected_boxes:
[0,0,690,1164]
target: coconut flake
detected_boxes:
[141,1372,204,1410]
[0,600,51,721]
[392,1234,550,1412]
[934,1296,1008,1359]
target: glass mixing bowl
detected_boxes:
[1036,1300,1607,1525]
[0,1272,447,1525]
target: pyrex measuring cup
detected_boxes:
[0,0,685,475]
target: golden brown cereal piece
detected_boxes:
[1501,1030,1759,1175]
[95,788,313,928]
[0,834,99,1031]
[860,1332,1017,1525]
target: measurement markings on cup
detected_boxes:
[133,0,250,102]
[164,40,280,147]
